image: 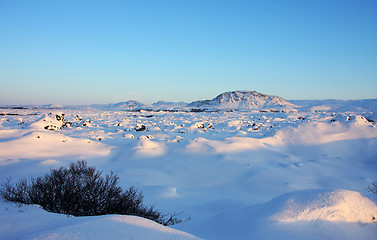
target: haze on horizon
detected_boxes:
[1,0,376,105]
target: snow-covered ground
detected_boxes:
[1,99,377,239]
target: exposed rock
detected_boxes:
[135,124,146,131]
[82,119,92,127]
[29,113,65,131]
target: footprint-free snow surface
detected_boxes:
[1,96,377,239]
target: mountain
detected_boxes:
[290,99,377,111]
[187,90,297,110]
[89,100,146,111]
[151,101,188,111]
[112,100,145,110]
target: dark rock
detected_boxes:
[135,124,146,131]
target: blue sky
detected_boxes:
[1,0,376,105]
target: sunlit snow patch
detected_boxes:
[0,201,201,240]
[272,189,377,223]
[134,135,166,157]
[186,136,284,154]
[0,131,112,163]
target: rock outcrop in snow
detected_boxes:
[29,113,66,130]
[188,90,297,110]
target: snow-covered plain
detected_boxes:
[1,98,377,239]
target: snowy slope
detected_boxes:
[179,189,377,240]
[0,201,200,240]
[2,189,376,240]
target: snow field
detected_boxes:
[0,106,377,239]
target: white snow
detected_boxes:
[1,97,377,239]
[0,131,112,164]
[135,136,167,157]
[0,201,199,240]
[178,189,377,240]
[272,189,377,223]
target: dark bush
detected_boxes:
[0,161,181,226]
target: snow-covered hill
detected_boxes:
[91,100,146,111]
[152,101,188,111]
[188,90,297,110]
[112,100,145,110]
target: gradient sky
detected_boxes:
[1,0,377,105]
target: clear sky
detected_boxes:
[1,0,376,105]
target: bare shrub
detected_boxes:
[0,161,181,226]
[367,181,377,195]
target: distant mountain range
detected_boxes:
[2,91,376,113]
[84,90,377,113]
[93,90,297,111]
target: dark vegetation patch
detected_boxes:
[0,161,182,226]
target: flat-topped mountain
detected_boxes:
[188,90,297,110]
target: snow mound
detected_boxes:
[272,189,377,223]
[179,189,377,240]
[123,133,135,139]
[186,136,283,153]
[0,202,200,240]
[349,115,373,126]
[32,215,200,240]
[29,113,65,130]
[0,131,112,163]
[276,119,377,145]
[135,136,166,157]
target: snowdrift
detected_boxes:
[272,189,377,223]
[179,189,377,240]
[0,201,200,240]
[0,130,111,164]
[3,189,375,240]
